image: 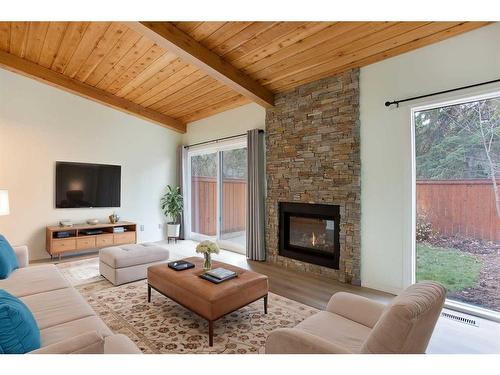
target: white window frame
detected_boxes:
[184,136,247,253]
[410,88,500,322]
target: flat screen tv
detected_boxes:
[55,162,121,208]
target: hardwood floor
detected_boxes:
[157,240,393,309]
[36,239,500,353]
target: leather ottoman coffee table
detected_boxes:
[147,257,269,346]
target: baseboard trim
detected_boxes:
[361,281,402,295]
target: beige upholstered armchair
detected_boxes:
[266,281,446,354]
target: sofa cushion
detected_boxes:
[296,311,371,353]
[0,234,18,279]
[99,243,169,268]
[30,331,105,354]
[104,334,143,354]
[12,246,29,268]
[0,264,70,298]
[0,289,41,353]
[40,316,112,347]
[21,287,96,330]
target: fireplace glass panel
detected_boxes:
[288,216,335,253]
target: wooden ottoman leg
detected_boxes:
[264,294,268,314]
[147,284,151,303]
[208,320,214,347]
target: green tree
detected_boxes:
[190,149,247,179]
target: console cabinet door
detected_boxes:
[96,234,114,247]
[113,232,136,245]
[76,237,96,250]
[51,238,77,253]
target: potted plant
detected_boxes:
[160,185,184,239]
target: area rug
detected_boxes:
[76,279,318,354]
[57,258,104,286]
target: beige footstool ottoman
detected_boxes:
[99,243,169,285]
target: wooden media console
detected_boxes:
[46,221,137,260]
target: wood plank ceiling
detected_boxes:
[0,21,491,133]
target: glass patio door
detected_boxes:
[189,151,218,240]
[186,138,247,253]
[412,92,500,319]
[219,148,247,253]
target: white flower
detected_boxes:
[196,240,220,255]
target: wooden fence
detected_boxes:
[190,176,246,236]
[416,179,500,242]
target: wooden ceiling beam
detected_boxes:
[0,49,186,133]
[127,21,275,108]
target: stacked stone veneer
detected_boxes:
[265,69,361,285]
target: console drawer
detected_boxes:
[113,232,136,245]
[96,234,114,247]
[76,237,96,250]
[51,238,76,253]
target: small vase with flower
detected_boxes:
[195,240,220,271]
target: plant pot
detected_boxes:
[167,223,180,238]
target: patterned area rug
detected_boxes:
[77,279,318,354]
[57,258,104,286]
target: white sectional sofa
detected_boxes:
[0,245,141,354]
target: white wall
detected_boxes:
[0,69,181,260]
[183,103,265,145]
[360,23,500,293]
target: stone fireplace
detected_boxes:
[279,202,340,269]
[265,69,360,285]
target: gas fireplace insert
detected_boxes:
[279,202,340,269]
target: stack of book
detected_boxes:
[200,267,238,284]
[113,227,125,233]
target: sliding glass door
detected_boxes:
[186,138,247,253]
[219,148,247,251]
[190,151,218,239]
[412,92,500,318]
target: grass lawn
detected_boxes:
[416,244,483,292]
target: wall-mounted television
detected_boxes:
[55,162,121,208]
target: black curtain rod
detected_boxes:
[184,129,264,149]
[385,78,500,108]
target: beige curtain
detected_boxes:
[246,129,266,260]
